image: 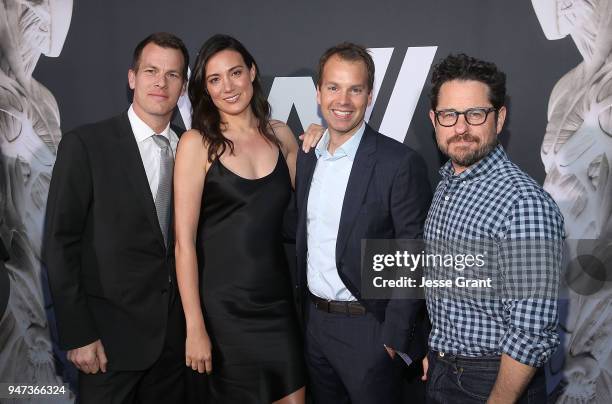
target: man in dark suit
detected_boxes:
[43,32,188,403]
[295,42,432,403]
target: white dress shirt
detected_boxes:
[306,123,366,301]
[127,105,178,199]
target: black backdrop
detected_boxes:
[36,0,580,186]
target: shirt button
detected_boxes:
[444,195,450,201]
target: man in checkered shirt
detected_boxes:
[421,54,565,403]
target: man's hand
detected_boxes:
[486,354,536,403]
[67,339,108,374]
[384,345,396,359]
[421,356,429,381]
[299,124,325,153]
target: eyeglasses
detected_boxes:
[434,107,497,127]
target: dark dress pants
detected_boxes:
[304,300,403,404]
[78,285,185,404]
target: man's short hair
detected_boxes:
[132,32,189,80]
[430,53,506,110]
[317,42,375,91]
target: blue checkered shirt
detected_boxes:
[424,145,564,367]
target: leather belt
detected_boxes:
[309,292,366,316]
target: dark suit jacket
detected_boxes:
[296,124,432,360]
[43,112,180,371]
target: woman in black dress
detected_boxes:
[174,34,306,403]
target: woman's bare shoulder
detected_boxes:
[269,119,289,129]
[269,120,295,141]
[179,129,211,149]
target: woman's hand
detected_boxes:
[299,123,325,153]
[186,327,213,375]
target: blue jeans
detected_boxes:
[426,351,546,404]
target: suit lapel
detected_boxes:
[335,125,377,263]
[298,151,318,215]
[296,149,318,285]
[114,113,165,248]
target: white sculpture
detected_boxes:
[0,0,74,401]
[532,0,612,402]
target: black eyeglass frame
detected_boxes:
[434,107,497,127]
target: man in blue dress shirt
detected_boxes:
[295,42,432,403]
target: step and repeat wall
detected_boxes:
[1,0,610,402]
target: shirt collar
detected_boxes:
[439,144,507,181]
[314,122,366,161]
[127,104,171,143]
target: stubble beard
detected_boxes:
[441,134,498,168]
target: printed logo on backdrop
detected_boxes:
[178,47,438,143]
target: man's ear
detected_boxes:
[429,110,437,128]
[496,106,507,134]
[128,69,136,90]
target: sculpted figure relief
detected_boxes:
[0,0,74,398]
[532,0,612,402]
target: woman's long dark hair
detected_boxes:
[189,34,277,162]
